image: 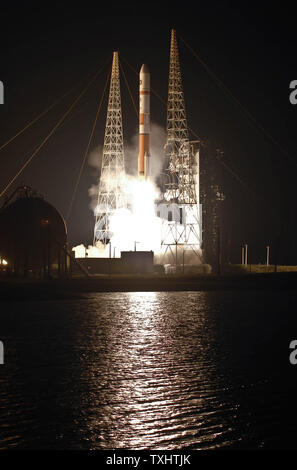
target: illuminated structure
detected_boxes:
[93,51,126,244]
[161,29,202,264]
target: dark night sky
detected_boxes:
[0,2,297,264]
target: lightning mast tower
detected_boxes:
[162,29,202,264]
[94,51,126,245]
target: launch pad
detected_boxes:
[70,250,154,276]
[77,29,207,272]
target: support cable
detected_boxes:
[0,60,109,153]
[121,54,255,201]
[0,61,109,199]
[119,61,138,117]
[178,33,297,168]
[66,69,111,221]
[187,125,254,198]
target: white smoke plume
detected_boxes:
[87,123,165,212]
[73,122,203,266]
[87,146,102,212]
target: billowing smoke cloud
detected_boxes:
[154,246,205,267]
[88,123,165,211]
[73,122,203,266]
[88,146,102,211]
[88,146,102,171]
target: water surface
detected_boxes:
[0,291,296,449]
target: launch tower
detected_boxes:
[161,30,202,264]
[93,52,126,245]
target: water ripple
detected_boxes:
[0,290,296,449]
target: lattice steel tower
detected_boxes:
[162,29,202,263]
[94,51,126,245]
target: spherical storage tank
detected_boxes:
[0,187,67,277]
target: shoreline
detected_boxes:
[0,272,297,301]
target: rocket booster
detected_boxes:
[138,64,150,178]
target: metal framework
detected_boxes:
[94,51,126,244]
[162,29,202,264]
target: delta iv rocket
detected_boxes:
[138,64,150,178]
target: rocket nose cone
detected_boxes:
[140,64,150,74]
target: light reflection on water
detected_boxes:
[78,292,234,449]
[0,290,296,449]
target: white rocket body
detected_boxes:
[138,64,150,178]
